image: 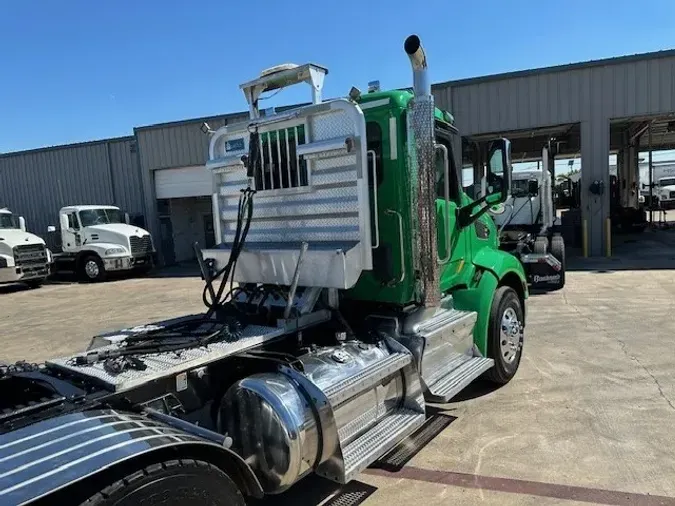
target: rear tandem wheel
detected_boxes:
[549,234,566,290]
[80,459,245,506]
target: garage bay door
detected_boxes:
[154,166,212,199]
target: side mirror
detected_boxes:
[18,217,26,232]
[47,225,56,233]
[484,138,512,205]
[124,213,130,224]
[527,179,539,195]
[60,214,69,231]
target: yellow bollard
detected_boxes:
[606,218,612,258]
[582,219,588,258]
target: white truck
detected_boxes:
[656,176,675,209]
[47,205,156,281]
[491,145,566,290]
[0,208,51,288]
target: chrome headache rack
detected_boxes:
[202,63,374,290]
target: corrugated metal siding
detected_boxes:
[109,138,145,215]
[0,143,113,238]
[0,137,143,239]
[136,114,249,172]
[434,54,675,135]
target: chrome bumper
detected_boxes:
[103,256,134,271]
[0,265,49,283]
[104,254,153,272]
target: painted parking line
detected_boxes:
[365,466,675,506]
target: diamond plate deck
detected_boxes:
[47,325,285,393]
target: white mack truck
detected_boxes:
[0,208,51,289]
[47,205,156,281]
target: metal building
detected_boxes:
[0,136,144,239]
[433,49,675,255]
[3,49,675,262]
[134,112,248,264]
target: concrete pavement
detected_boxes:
[2,261,675,505]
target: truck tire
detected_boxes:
[25,279,44,289]
[80,255,106,282]
[137,258,154,276]
[549,235,566,289]
[533,236,547,254]
[80,459,245,506]
[484,286,524,385]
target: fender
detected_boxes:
[0,409,262,505]
[453,246,528,356]
[75,249,102,265]
[472,245,528,285]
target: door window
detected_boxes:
[68,213,79,230]
[434,134,460,201]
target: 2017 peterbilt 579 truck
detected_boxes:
[47,205,156,281]
[0,208,51,288]
[0,35,527,506]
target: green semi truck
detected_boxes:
[0,35,527,505]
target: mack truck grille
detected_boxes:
[13,244,47,267]
[130,235,152,256]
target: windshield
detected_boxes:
[660,178,675,187]
[78,208,124,227]
[0,213,19,229]
[511,178,536,198]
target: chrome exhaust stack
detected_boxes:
[404,35,430,97]
[404,34,440,307]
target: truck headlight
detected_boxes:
[105,247,126,255]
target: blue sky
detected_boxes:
[2,0,675,153]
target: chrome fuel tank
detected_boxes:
[299,343,404,445]
[219,342,405,494]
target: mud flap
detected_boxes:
[520,253,564,289]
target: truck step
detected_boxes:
[323,352,411,406]
[340,407,425,483]
[424,356,494,403]
[414,308,477,338]
[423,352,473,389]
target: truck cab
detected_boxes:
[48,205,156,281]
[657,176,675,209]
[0,208,50,288]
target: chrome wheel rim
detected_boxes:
[500,307,523,364]
[85,260,99,278]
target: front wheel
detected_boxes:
[80,255,106,282]
[80,459,245,506]
[25,279,44,289]
[485,286,524,385]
